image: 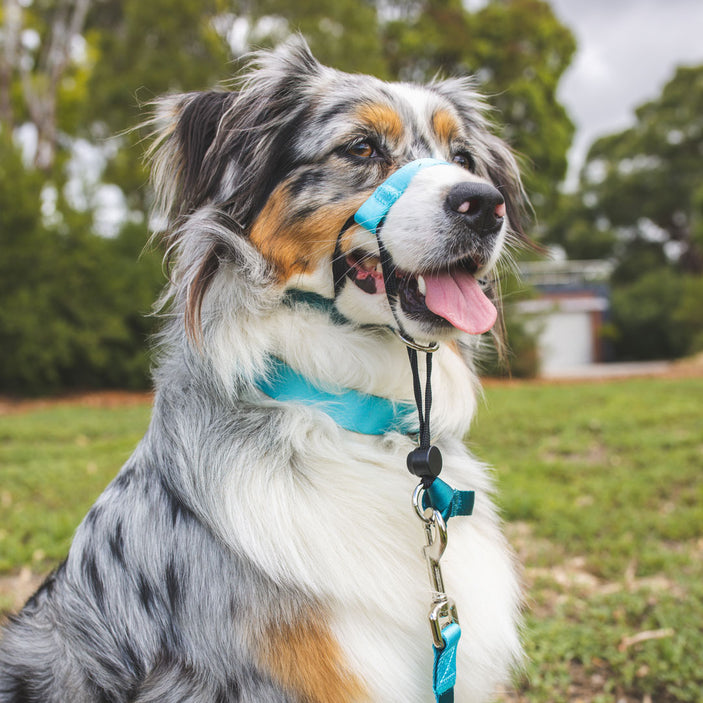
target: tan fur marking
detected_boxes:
[259,615,367,703]
[250,183,368,281]
[355,103,404,143]
[432,109,460,144]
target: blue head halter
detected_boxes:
[333,158,449,353]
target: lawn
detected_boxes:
[473,377,703,702]
[0,377,701,701]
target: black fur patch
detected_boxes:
[109,520,125,567]
[177,91,233,212]
[137,573,156,616]
[164,559,181,612]
[113,467,135,490]
[85,504,103,527]
[23,561,65,610]
[1,670,33,702]
[82,552,105,610]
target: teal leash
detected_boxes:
[354,159,477,702]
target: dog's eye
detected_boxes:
[347,140,379,159]
[452,152,476,172]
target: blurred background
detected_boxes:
[1,4,702,702]
[1,0,702,393]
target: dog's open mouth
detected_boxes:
[344,249,497,335]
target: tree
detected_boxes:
[0,135,163,394]
[569,64,703,274]
[247,0,388,77]
[0,0,92,171]
[383,0,576,218]
[547,65,703,361]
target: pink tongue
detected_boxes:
[424,270,497,335]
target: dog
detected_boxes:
[0,39,527,702]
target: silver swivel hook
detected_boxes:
[413,485,460,649]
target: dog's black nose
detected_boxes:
[445,182,505,235]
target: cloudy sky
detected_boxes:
[547,0,703,187]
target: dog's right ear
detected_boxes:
[147,90,234,227]
[176,91,234,210]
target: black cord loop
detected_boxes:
[406,348,442,485]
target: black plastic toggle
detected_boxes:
[407,445,443,479]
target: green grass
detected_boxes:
[471,377,703,702]
[0,403,152,573]
[0,377,701,701]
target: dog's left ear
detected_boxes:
[176,91,235,214]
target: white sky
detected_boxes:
[548,0,703,188]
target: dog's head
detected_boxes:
[149,39,527,347]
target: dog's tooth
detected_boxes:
[417,275,427,296]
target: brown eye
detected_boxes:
[452,152,475,172]
[348,141,378,159]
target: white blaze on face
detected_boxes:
[379,163,505,335]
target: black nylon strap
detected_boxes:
[408,348,433,450]
[332,214,359,296]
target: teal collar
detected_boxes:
[282,289,350,325]
[255,357,417,435]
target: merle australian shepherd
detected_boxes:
[0,39,529,702]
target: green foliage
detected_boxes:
[675,276,703,353]
[0,137,164,394]
[251,0,388,77]
[545,64,703,363]
[543,192,618,260]
[384,0,576,216]
[85,0,232,129]
[563,64,703,274]
[606,268,700,361]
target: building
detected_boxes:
[516,260,613,376]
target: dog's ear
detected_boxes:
[176,91,234,211]
[147,90,235,227]
[148,36,323,231]
[147,40,325,341]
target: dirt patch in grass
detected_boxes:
[0,390,153,416]
[0,569,44,621]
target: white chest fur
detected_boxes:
[204,305,521,701]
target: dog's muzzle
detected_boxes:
[333,159,503,344]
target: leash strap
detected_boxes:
[330,158,478,701]
[353,158,475,702]
[423,477,475,523]
[433,622,461,702]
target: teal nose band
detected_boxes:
[354,158,449,235]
